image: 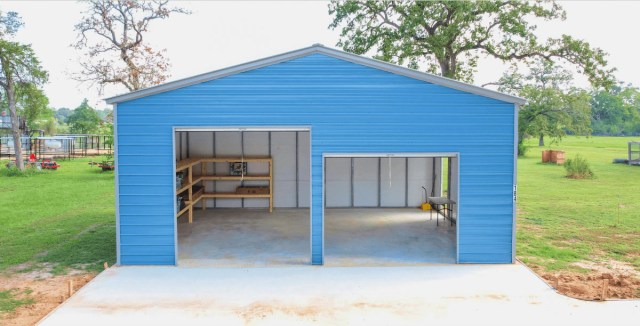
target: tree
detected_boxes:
[67,99,101,134]
[73,0,189,93]
[14,83,49,135]
[590,86,640,136]
[0,81,50,134]
[329,0,615,88]
[498,61,591,150]
[0,11,48,170]
[29,107,56,135]
[54,107,72,123]
[95,108,113,121]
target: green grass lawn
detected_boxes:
[0,290,33,314]
[517,136,640,272]
[0,157,115,274]
[0,136,638,278]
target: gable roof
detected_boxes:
[105,44,525,105]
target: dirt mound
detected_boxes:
[0,271,96,325]
[541,271,640,300]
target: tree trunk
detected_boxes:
[538,134,545,147]
[438,53,458,79]
[7,83,25,170]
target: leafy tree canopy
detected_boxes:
[15,83,49,133]
[0,10,48,169]
[67,99,102,134]
[54,107,72,123]
[329,0,615,89]
[498,60,591,149]
[590,85,640,136]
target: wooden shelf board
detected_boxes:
[199,175,270,181]
[176,157,201,172]
[176,184,191,194]
[176,206,190,217]
[177,157,271,172]
[201,192,271,198]
[199,157,272,163]
[175,156,273,215]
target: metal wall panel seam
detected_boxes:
[212,131,216,208]
[405,157,408,207]
[177,132,180,159]
[447,157,452,200]
[241,130,244,208]
[350,157,354,207]
[296,131,299,208]
[377,157,381,207]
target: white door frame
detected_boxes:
[322,152,460,264]
[172,126,312,265]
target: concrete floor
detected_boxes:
[178,208,310,267]
[40,264,640,325]
[325,208,455,266]
[178,208,455,267]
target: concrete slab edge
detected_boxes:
[36,267,113,325]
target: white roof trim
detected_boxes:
[105,44,526,105]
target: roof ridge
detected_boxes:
[105,44,525,105]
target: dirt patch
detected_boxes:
[573,260,640,278]
[536,263,640,300]
[236,300,324,323]
[236,299,420,323]
[444,294,509,301]
[0,269,97,325]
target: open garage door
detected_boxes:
[173,127,311,267]
[324,154,458,266]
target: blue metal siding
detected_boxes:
[116,53,516,265]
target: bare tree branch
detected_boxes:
[72,0,190,93]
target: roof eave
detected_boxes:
[105,45,320,104]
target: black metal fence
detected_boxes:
[0,134,113,160]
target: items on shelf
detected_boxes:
[176,172,185,189]
[175,156,274,223]
[229,162,247,175]
[236,186,269,195]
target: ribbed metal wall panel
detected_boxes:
[116,53,516,265]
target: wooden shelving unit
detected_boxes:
[175,156,273,223]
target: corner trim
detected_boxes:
[113,104,121,266]
[512,104,519,263]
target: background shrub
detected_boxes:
[0,164,44,177]
[564,154,594,179]
[518,142,529,156]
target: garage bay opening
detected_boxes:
[174,129,310,267]
[324,154,458,265]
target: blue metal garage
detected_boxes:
[107,44,524,266]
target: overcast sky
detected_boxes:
[2,1,640,109]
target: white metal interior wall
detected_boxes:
[325,157,442,208]
[175,131,451,209]
[449,156,459,218]
[175,131,310,208]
